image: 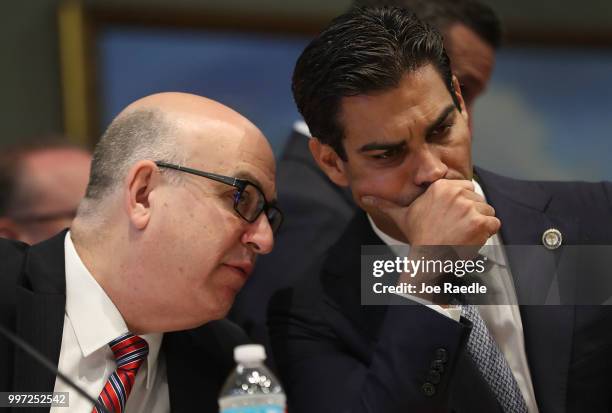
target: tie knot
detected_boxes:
[108,333,149,368]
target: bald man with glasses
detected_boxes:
[0,92,282,413]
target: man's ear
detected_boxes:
[0,217,19,240]
[308,138,349,187]
[452,74,469,124]
[124,160,159,230]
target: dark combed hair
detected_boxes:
[354,0,502,49]
[292,6,458,160]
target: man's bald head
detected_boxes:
[81,92,270,214]
[122,92,260,133]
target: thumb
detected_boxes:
[361,195,405,222]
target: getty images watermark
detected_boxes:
[360,245,612,306]
[372,254,489,296]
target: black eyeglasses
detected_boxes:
[155,161,283,234]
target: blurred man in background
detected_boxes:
[0,138,91,244]
[230,0,502,359]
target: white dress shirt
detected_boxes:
[51,232,170,413]
[368,180,539,413]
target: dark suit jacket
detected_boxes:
[0,231,250,413]
[268,167,612,413]
[230,129,357,362]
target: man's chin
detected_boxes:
[211,288,238,317]
[180,293,237,329]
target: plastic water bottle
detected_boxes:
[219,344,286,413]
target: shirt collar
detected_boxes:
[293,120,311,137]
[64,232,163,389]
[367,179,507,266]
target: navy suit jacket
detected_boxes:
[0,231,250,413]
[268,167,612,413]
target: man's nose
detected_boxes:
[242,213,274,254]
[412,146,448,187]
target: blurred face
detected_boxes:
[6,148,91,244]
[332,65,472,240]
[145,121,276,325]
[444,23,495,119]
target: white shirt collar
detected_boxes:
[367,179,507,266]
[293,120,311,137]
[64,232,163,389]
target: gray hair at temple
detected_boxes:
[78,109,184,215]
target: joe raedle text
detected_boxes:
[372,281,487,295]
[370,255,489,297]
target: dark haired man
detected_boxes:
[268,6,612,413]
[230,0,502,361]
[0,92,281,412]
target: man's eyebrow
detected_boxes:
[234,171,263,188]
[356,105,456,153]
[234,171,278,202]
[425,104,456,137]
[358,140,406,153]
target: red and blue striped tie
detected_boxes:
[93,333,149,413]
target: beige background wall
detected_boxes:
[0,0,610,145]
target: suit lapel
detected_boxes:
[164,330,218,413]
[164,320,249,412]
[13,233,67,400]
[320,212,392,341]
[477,167,576,413]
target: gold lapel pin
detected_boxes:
[542,228,563,250]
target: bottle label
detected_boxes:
[220,405,284,413]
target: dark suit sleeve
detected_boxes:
[268,286,471,413]
[602,181,612,209]
[0,238,28,393]
[164,319,252,413]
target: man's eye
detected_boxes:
[371,147,403,160]
[430,124,452,138]
[234,190,249,205]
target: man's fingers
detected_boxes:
[431,179,474,192]
[453,180,475,191]
[361,196,404,221]
[473,201,496,217]
[361,195,401,211]
[485,216,502,236]
[460,189,485,203]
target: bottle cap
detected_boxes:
[234,344,266,363]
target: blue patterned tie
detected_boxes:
[461,304,528,413]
